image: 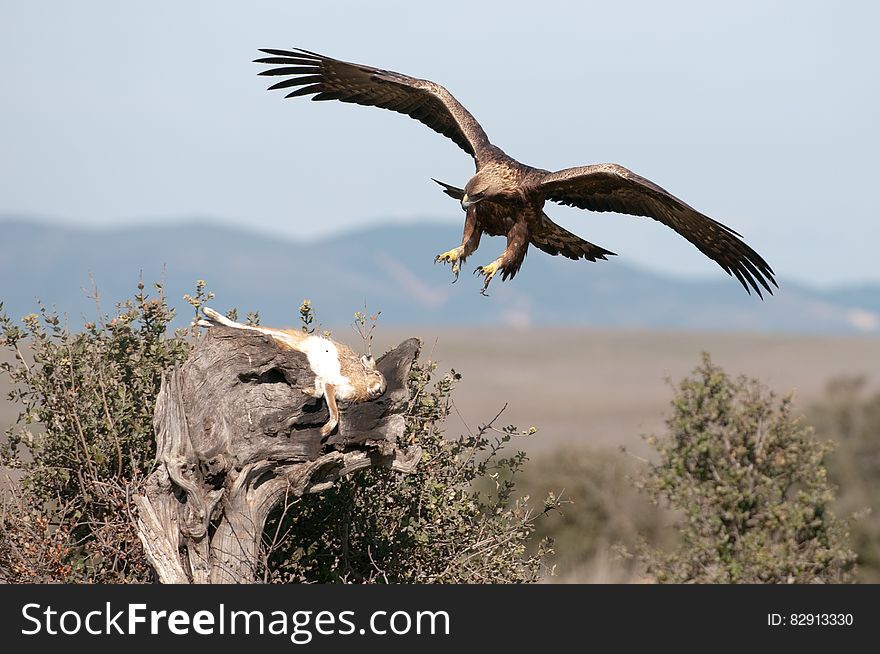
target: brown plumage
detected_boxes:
[255,48,777,297]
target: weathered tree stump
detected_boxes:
[133,326,422,583]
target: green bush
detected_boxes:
[264,371,553,583]
[0,280,550,583]
[0,282,191,582]
[632,354,856,583]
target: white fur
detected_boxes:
[200,307,356,400]
[201,307,237,327]
[299,335,355,399]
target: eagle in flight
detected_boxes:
[255,48,777,297]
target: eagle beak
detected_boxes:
[461,194,473,211]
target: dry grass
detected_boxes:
[371,327,880,456]
[8,327,877,447]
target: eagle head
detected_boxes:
[461,171,508,210]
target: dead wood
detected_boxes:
[133,326,421,583]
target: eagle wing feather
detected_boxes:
[537,164,777,297]
[255,48,492,165]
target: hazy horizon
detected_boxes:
[1,212,877,294]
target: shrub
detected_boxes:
[264,369,554,583]
[631,354,856,583]
[0,281,550,583]
[0,282,192,582]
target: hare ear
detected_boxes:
[361,355,376,370]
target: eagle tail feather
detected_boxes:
[531,215,616,262]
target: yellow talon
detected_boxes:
[435,247,463,282]
[474,261,500,295]
[435,248,461,264]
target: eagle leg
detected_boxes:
[474,221,529,295]
[435,206,481,283]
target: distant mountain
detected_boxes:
[1,217,878,333]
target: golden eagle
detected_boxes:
[255,48,776,297]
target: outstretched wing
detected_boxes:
[432,179,616,262]
[255,48,492,164]
[537,164,777,297]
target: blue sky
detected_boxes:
[1,0,877,288]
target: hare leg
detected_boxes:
[320,383,339,437]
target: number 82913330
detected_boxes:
[768,613,854,627]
